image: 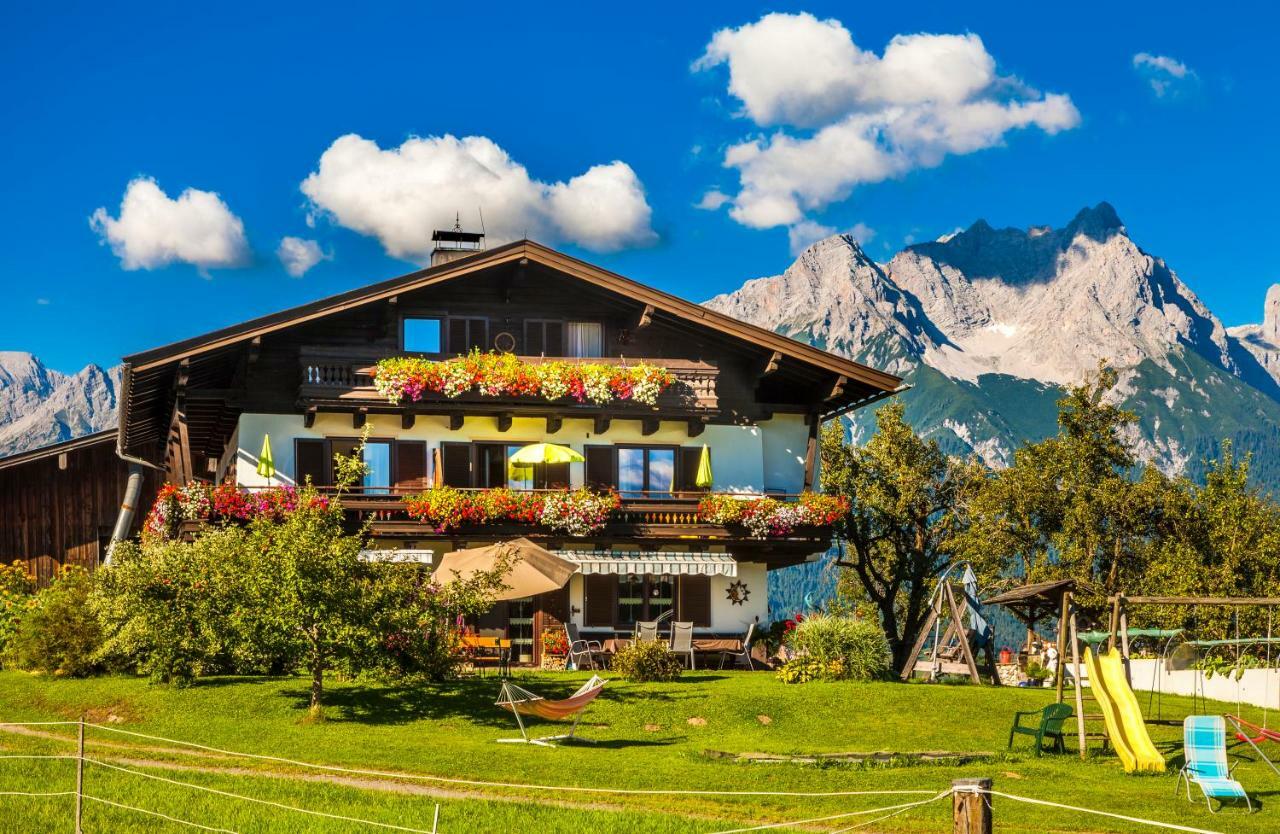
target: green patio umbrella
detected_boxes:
[256,434,275,481]
[695,443,713,488]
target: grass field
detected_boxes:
[0,669,1274,833]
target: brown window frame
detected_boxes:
[524,318,565,356]
[446,316,489,354]
[291,436,426,492]
[399,314,445,355]
[614,443,680,498]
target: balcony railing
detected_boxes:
[297,350,720,414]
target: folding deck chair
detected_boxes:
[1177,715,1253,813]
[495,675,607,747]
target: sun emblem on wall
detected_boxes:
[726,580,750,606]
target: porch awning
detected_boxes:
[359,548,434,564]
[554,550,737,577]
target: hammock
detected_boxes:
[495,676,607,746]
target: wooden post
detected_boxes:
[75,718,84,834]
[952,777,992,834]
[1054,591,1071,703]
[1069,612,1087,760]
[1118,608,1132,686]
[1107,594,1123,652]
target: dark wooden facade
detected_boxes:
[0,431,157,584]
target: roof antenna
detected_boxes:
[452,211,462,233]
[477,207,486,238]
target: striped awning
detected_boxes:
[554,550,737,577]
[359,548,434,564]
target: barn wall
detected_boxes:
[0,439,157,585]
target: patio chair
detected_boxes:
[1177,715,1252,813]
[670,621,696,669]
[496,675,607,747]
[718,622,757,670]
[634,621,660,643]
[1007,703,1072,756]
[564,623,603,671]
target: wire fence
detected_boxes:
[0,718,1246,834]
[0,719,441,833]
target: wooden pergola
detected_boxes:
[984,579,1077,701]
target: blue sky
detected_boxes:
[4,1,1277,373]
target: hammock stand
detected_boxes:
[495,675,607,747]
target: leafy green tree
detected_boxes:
[821,402,981,668]
[5,567,101,677]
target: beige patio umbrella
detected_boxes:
[433,537,577,601]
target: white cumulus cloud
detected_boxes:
[1133,52,1197,97]
[90,177,249,274]
[694,13,1080,231]
[300,134,656,261]
[277,236,329,277]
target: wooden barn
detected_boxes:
[0,430,157,584]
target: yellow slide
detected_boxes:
[1084,647,1165,772]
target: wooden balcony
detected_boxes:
[339,490,832,564]
[297,349,720,418]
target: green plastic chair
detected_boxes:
[1007,703,1072,756]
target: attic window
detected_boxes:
[403,317,442,353]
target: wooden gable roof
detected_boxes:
[118,240,904,463]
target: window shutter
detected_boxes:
[543,462,570,489]
[441,443,473,487]
[448,319,469,355]
[678,575,711,627]
[678,447,707,495]
[584,445,615,490]
[394,441,427,491]
[525,321,544,356]
[327,438,359,485]
[583,574,617,627]
[295,439,327,487]
[545,321,563,354]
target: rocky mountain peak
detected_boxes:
[0,352,120,458]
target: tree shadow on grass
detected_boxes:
[189,675,293,689]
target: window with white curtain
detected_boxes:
[565,321,603,358]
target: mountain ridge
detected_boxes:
[707,203,1280,480]
[0,352,120,458]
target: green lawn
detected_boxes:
[0,670,1273,833]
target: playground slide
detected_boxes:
[1085,647,1166,773]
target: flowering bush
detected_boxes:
[697,492,849,537]
[540,489,621,536]
[144,483,331,541]
[373,351,676,406]
[541,628,569,656]
[403,487,620,535]
[776,613,890,684]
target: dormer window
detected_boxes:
[402,317,442,353]
[566,321,603,358]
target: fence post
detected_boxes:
[952,777,992,834]
[75,717,84,834]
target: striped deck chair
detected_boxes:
[495,676,607,747]
[1177,716,1252,813]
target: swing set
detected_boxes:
[1106,594,1280,776]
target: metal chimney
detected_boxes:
[430,214,485,267]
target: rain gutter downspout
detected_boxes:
[107,364,164,564]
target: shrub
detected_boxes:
[4,567,102,676]
[778,613,890,683]
[0,561,35,663]
[611,640,684,682]
[93,529,285,685]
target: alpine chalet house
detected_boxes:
[117,232,902,664]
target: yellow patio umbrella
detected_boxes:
[509,443,584,483]
[695,443,713,488]
[508,443,585,466]
[256,434,275,481]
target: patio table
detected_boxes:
[600,637,743,653]
[460,635,512,677]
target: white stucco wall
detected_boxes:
[1128,659,1280,711]
[236,412,776,494]
[567,561,767,635]
[760,415,809,495]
